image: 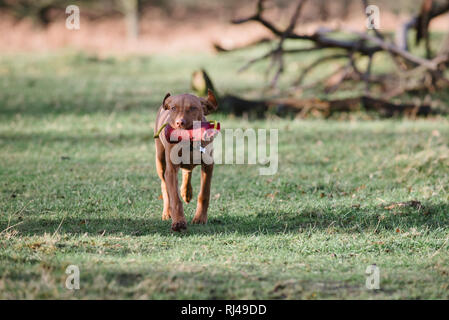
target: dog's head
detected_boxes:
[162,89,218,129]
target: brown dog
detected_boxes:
[154,90,218,231]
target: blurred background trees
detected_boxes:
[1,0,447,117]
[0,0,441,40]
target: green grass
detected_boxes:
[1,49,449,299]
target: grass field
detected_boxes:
[1,48,449,299]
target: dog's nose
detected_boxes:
[175,119,186,128]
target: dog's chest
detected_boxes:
[170,140,214,168]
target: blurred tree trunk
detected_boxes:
[38,4,55,25]
[416,0,433,59]
[118,0,140,40]
[340,0,352,20]
[439,32,449,55]
[317,0,329,21]
[439,32,449,67]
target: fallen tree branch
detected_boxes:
[229,0,449,98]
[192,69,441,119]
[268,95,434,118]
[345,28,443,71]
[232,0,383,56]
[396,0,449,52]
[295,53,348,85]
[213,37,273,52]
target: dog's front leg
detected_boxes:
[192,163,213,224]
[155,139,170,221]
[164,151,187,231]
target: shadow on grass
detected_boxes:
[6,202,449,237]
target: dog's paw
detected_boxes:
[162,210,171,221]
[192,214,207,224]
[181,184,193,204]
[171,220,187,232]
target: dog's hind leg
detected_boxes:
[192,164,213,224]
[180,169,193,204]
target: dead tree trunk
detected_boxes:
[118,0,140,40]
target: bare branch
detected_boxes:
[230,0,449,101]
[295,54,348,86]
[344,28,440,70]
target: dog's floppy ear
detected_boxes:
[162,93,171,110]
[200,89,218,115]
